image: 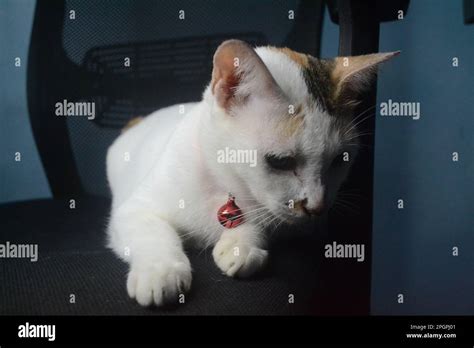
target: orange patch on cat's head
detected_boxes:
[268,47,310,68]
[279,104,304,137]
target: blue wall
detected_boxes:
[372,0,474,315]
[0,0,51,203]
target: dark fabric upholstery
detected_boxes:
[0,197,329,315]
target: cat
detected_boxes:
[106,40,398,307]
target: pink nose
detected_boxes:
[302,199,325,216]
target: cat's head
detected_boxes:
[207,40,398,223]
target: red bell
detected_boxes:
[217,194,244,228]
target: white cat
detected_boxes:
[106,40,398,307]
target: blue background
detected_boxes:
[0,0,473,314]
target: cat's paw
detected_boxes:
[127,257,192,307]
[212,235,268,278]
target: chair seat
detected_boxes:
[0,197,327,315]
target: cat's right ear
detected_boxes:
[211,40,280,112]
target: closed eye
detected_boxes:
[265,154,297,171]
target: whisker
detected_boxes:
[342,105,375,132]
[180,207,270,240]
[337,193,365,199]
[332,199,360,215]
[229,206,269,221]
[255,212,278,229]
[343,112,375,137]
[245,211,273,226]
[346,132,374,141]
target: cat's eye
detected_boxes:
[265,154,297,171]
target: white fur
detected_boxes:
[106,46,357,306]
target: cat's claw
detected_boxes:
[127,258,192,307]
[212,235,268,278]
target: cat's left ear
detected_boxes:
[330,51,400,108]
[211,40,281,112]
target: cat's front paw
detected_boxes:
[212,234,268,278]
[127,257,192,307]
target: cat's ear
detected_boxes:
[211,40,280,111]
[330,51,400,108]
